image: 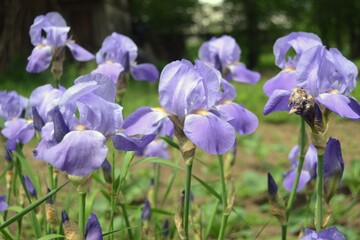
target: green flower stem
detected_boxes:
[48,165,55,190]
[183,160,193,240]
[78,191,87,235]
[3,174,12,220]
[217,155,228,240]
[205,200,220,239]
[120,203,134,239]
[315,154,324,231]
[282,119,306,240]
[154,163,161,208]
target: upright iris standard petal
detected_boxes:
[273,32,322,68]
[184,111,235,154]
[283,170,311,192]
[122,107,169,136]
[91,63,124,84]
[66,42,95,61]
[215,102,258,135]
[130,63,159,82]
[85,213,103,240]
[143,139,170,160]
[26,45,53,73]
[263,90,292,115]
[44,26,70,47]
[263,70,297,97]
[227,63,260,84]
[43,130,108,176]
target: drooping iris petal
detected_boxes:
[66,42,94,61]
[0,195,8,212]
[85,213,103,240]
[263,90,292,115]
[263,70,297,97]
[130,63,159,82]
[43,130,108,176]
[216,102,258,135]
[303,144,317,176]
[123,107,169,136]
[91,63,124,84]
[184,111,235,154]
[316,93,360,119]
[111,132,156,151]
[283,170,311,192]
[227,63,260,84]
[26,45,53,73]
[288,145,300,167]
[274,32,322,69]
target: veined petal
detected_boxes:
[159,60,202,118]
[227,63,260,84]
[143,139,170,159]
[74,73,116,102]
[316,93,360,119]
[67,42,94,61]
[43,130,108,176]
[216,102,258,135]
[85,214,103,240]
[26,45,53,73]
[303,144,317,176]
[263,90,291,115]
[123,106,169,135]
[283,170,311,192]
[288,145,300,168]
[130,63,159,82]
[111,132,156,151]
[91,63,124,84]
[263,70,297,97]
[184,111,235,154]
[59,81,99,108]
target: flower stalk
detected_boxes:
[217,154,229,239]
[78,191,87,235]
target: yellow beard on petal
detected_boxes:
[284,66,295,72]
[194,110,209,115]
[75,124,87,131]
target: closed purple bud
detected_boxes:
[32,107,45,132]
[23,175,37,198]
[268,172,278,196]
[101,159,112,183]
[62,209,69,223]
[85,213,103,240]
[46,188,54,204]
[141,199,151,221]
[162,219,170,236]
[53,106,69,143]
[4,146,12,162]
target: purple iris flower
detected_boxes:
[283,145,317,192]
[263,32,360,120]
[141,199,151,221]
[122,59,257,154]
[1,118,35,150]
[263,32,322,97]
[33,74,154,176]
[23,175,38,198]
[0,195,8,212]
[199,35,260,84]
[0,91,28,121]
[301,227,345,240]
[92,32,159,83]
[27,12,94,73]
[85,213,103,240]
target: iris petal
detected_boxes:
[130,63,159,82]
[316,93,360,119]
[184,111,235,154]
[263,90,291,115]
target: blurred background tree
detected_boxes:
[1,0,360,75]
